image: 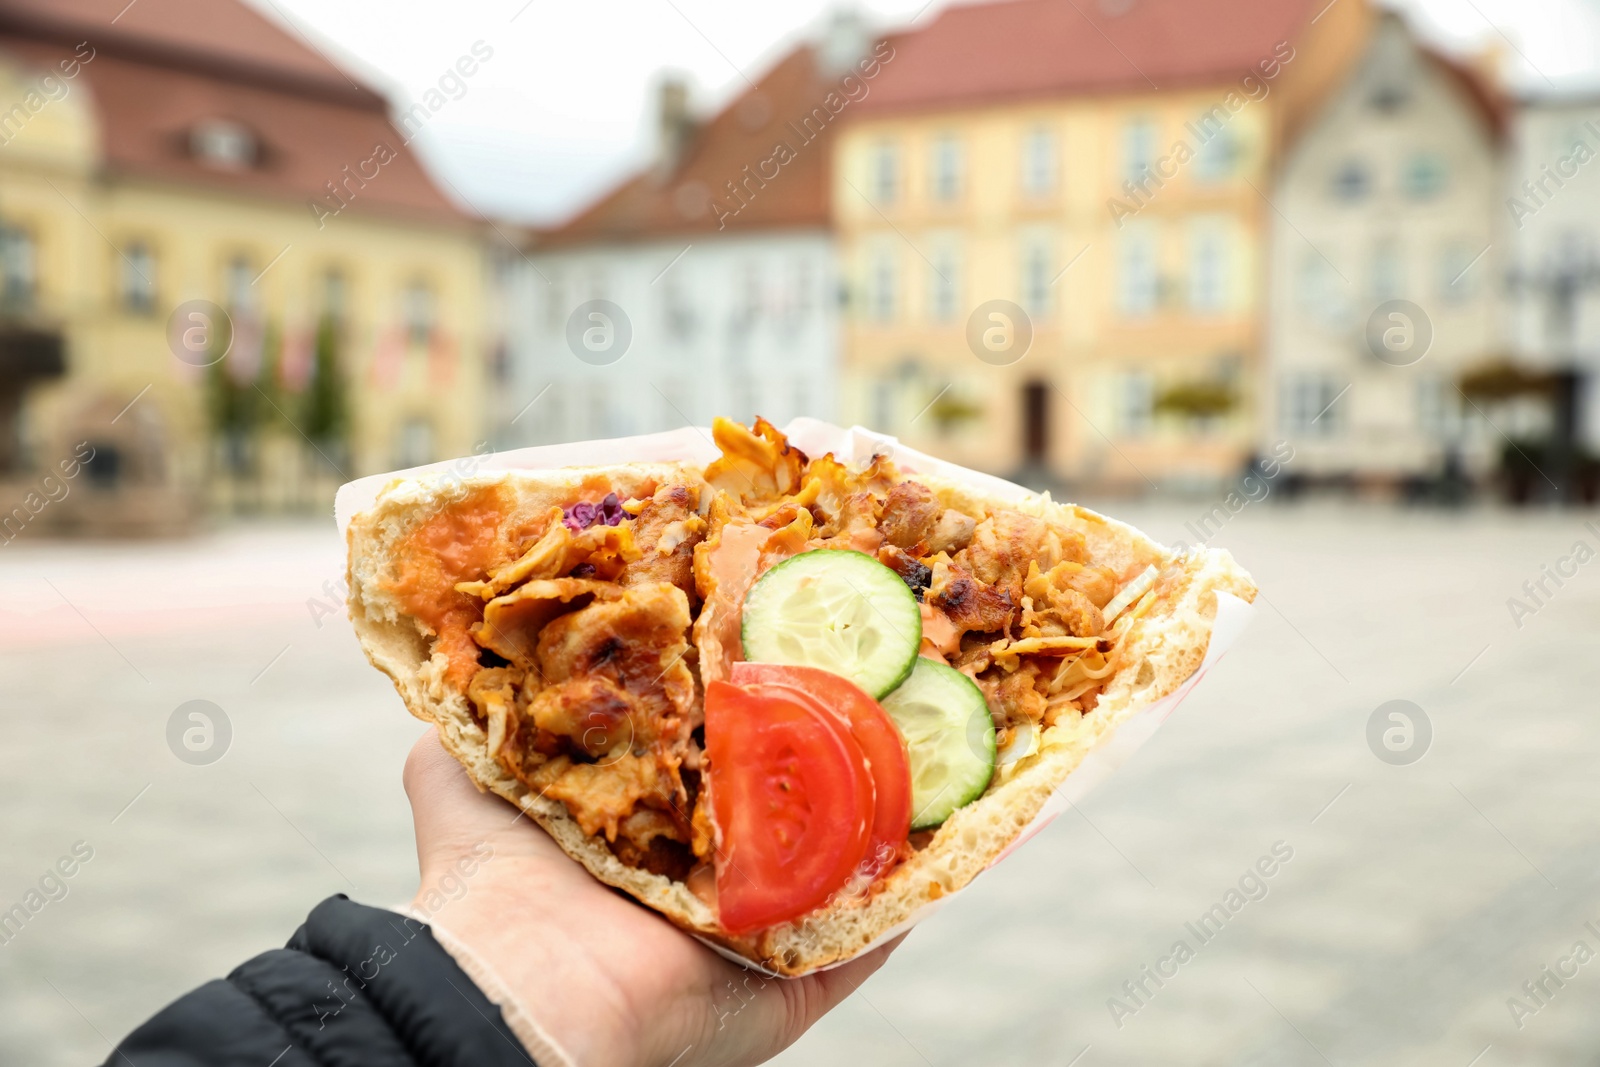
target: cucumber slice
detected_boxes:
[880,658,996,830]
[740,549,922,700]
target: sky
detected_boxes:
[250,0,1600,225]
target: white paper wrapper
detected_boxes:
[336,419,1255,977]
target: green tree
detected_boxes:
[301,314,348,446]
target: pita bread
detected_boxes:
[345,437,1255,976]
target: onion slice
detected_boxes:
[995,722,1039,768]
[1102,564,1159,626]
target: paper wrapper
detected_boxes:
[336,418,1255,977]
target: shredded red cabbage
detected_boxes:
[564,492,625,532]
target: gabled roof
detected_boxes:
[1425,45,1509,142]
[541,43,857,246]
[853,0,1322,114]
[0,0,469,225]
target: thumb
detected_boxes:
[402,727,544,880]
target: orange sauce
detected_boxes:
[698,522,774,686]
[384,484,521,689]
[918,601,961,663]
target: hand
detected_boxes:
[402,727,902,1067]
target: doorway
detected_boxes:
[1022,379,1049,464]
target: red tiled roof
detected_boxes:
[1425,46,1509,142]
[543,43,864,245]
[0,0,469,224]
[854,0,1322,114]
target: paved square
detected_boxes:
[2,502,1597,1065]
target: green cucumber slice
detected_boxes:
[740,548,922,699]
[880,658,996,830]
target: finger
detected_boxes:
[406,727,587,884]
[803,931,908,1019]
[691,932,910,1067]
[404,728,541,873]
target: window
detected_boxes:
[928,242,961,324]
[1297,251,1347,330]
[489,341,510,386]
[866,246,897,323]
[930,135,962,202]
[1022,126,1058,196]
[1020,235,1052,319]
[1122,118,1158,183]
[120,242,155,314]
[1331,159,1372,202]
[1193,127,1239,183]
[1416,377,1466,439]
[395,417,435,468]
[1370,240,1403,302]
[1438,241,1478,303]
[871,139,900,203]
[1117,225,1159,317]
[403,280,436,344]
[1115,372,1154,437]
[1188,222,1228,313]
[1402,154,1447,199]
[545,272,565,332]
[190,120,256,170]
[224,255,254,312]
[660,270,694,340]
[0,225,35,309]
[1282,374,1345,437]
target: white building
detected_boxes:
[1264,12,1504,483]
[1505,94,1600,452]
[497,20,877,447]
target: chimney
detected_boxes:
[818,7,870,77]
[656,75,696,177]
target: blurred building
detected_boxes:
[0,0,486,534]
[1265,8,1506,487]
[1505,93,1600,462]
[499,16,879,447]
[830,0,1371,491]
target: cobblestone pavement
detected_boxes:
[3,502,1599,1066]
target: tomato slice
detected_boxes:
[704,679,874,934]
[731,662,913,876]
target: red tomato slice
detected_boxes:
[704,679,875,934]
[730,662,913,876]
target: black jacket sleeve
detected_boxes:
[103,895,537,1067]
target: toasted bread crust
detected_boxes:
[347,463,1256,976]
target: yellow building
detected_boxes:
[833,0,1370,490]
[0,0,488,532]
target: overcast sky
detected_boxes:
[250,0,1600,225]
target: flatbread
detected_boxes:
[345,453,1256,976]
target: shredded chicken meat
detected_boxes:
[439,418,1156,885]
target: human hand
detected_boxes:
[402,727,902,1067]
